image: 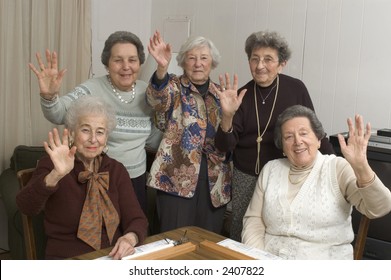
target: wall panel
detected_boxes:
[91,0,391,135]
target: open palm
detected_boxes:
[28,49,66,99]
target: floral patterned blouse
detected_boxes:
[146,74,232,207]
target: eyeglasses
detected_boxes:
[249,56,278,66]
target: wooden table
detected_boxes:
[72,226,254,260]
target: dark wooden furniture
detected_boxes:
[16,168,37,260]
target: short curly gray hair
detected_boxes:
[245,30,291,62]
[274,105,325,150]
[65,95,117,134]
[176,36,221,69]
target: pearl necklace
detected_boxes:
[107,75,136,104]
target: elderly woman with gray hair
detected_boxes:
[145,31,244,233]
[242,105,391,259]
[214,30,335,241]
[16,96,148,259]
[29,31,162,215]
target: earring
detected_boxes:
[102,145,109,155]
[282,152,286,157]
[68,138,74,148]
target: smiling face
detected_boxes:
[107,42,141,91]
[281,117,321,168]
[71,114,109,168]
[249,47,285,87]
[183,46,212,85]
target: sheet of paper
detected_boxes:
[94,239,176,260]
[217,238,282,260]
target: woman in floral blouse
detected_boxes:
[145,31,245,233]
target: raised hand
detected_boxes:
[28,49,67,100]
[212,73,247,131]
[338,114,370,166]
[147,30,172,79]
[43,128,76,184]
[338,114,375,185]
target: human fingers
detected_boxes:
[149,35,160,51]
[50,51,59,70]
[47,131,55,150]
[28,63,40,76]
[211,83,220,93]
[120,246,135,259]
[52,128,62,147]
[35,52,46,71]
[153,31,160,45]
[156,30,162,42]
[233,74,239,89]
[347,117,354,138]
[166,43,172,53]
[62,128,69,147]
[45,49,52,69]
[57,69,67,81]
[110,239,135,260]
[218,75,225,90]
[365,121,371,141]
[147,39,154,52]
[224,73,231,90]
[237,89,247,103]
[43,141,52,154]
[355,114,364,137]
[337,133,347,150]
[69,146,77,158]
[108,243,119,259]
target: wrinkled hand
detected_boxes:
[109,233,137,260]
[43,128,76,178]
[213,73,246,119]
[28,49,67,100]
[338,114,371,169]
[147,30,172,77]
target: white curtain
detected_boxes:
[0,0,91,172]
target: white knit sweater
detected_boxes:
[242,152,391,259]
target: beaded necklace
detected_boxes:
[107,75,136,104]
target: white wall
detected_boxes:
[92,0,391,136]
[91,0,152,77]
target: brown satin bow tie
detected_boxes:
[77,156,119,250]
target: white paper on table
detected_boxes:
[217,238,282,260]
[94,239,176,260]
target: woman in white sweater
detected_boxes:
[242,105,391,259]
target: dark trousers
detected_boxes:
[131,173,147,216]
[156,155,226,234]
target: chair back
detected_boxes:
[17,168,38,260]
[354,214,370,260]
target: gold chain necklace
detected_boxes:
[107,75,136,104]
[254,75,279,175]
